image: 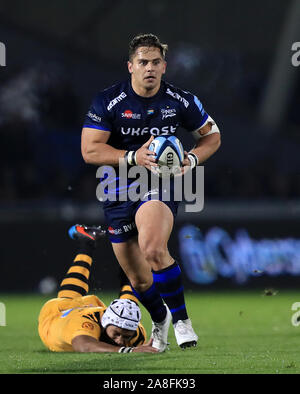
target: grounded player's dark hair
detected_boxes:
[129,33,168,61]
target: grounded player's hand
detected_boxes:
[132,338,159,353]
[135,136,158,170]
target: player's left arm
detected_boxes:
[182,118,221,167]
[71,335,158,353]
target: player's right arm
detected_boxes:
[82,92,128,166]
[81,127,157,168]
[82,92,157,167]
[72,335,158,353]
[81,127,126,166]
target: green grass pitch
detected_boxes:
[0,289,300,374]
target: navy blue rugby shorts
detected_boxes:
[103,190,179,243]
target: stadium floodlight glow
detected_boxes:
[0,42,6,67]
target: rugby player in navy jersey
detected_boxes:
[81,34,221,351]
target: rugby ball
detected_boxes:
[149,136,184,177]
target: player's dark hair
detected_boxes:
[129,33,168,61]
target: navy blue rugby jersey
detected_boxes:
[83,79,208,203]
[83,79,208,151]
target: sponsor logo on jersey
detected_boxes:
[121,110,141,119]
[107,92,127,111]
[120,125,177,136]
[82,322,95,330]
[166,88,189,108]
[161,107,176,119]
[87,111,102,123]
[147,109,154,115]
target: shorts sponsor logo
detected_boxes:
[123,222,136,232]
[108,223,136,235]
[108,226,123,235]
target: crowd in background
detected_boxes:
[0,51,299,204]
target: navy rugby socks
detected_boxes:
[152,261,188,324]
[131,283,167,323]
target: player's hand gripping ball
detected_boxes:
[149,136,184,178]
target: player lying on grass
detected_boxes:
[38,224,158,353]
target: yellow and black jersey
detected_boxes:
[38,295,146,352]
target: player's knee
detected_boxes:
[141,243,166,265]
[130,278,152,293]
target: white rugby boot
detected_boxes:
[173,318,198,349]
[151,305,172,352]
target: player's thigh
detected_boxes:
[111,236,152,290]
[135,200,174,262]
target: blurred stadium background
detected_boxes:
[1,0,300,294]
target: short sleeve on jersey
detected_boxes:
[83,94,112,132]
[181,93,209,132]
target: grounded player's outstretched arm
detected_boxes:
[72,335,158,353]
